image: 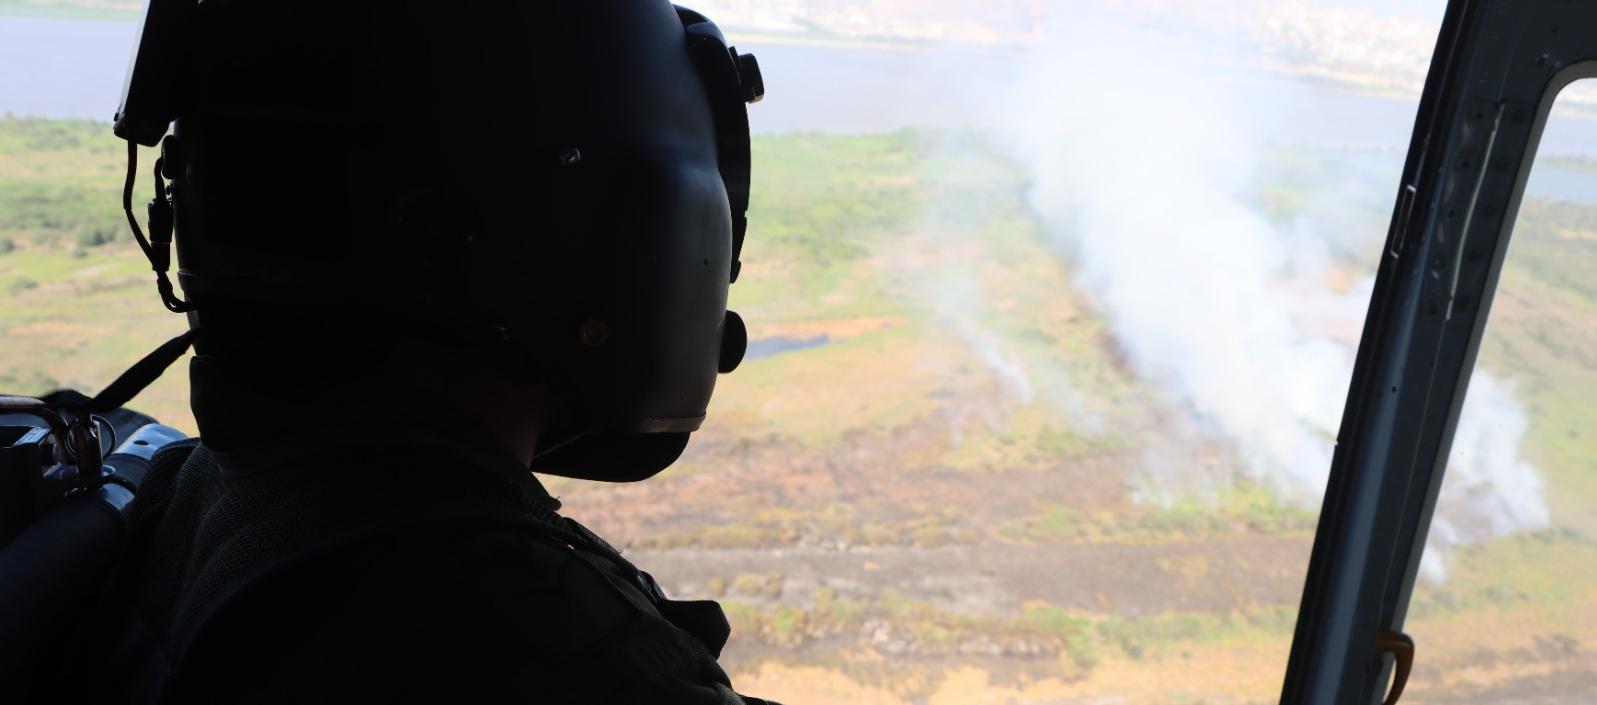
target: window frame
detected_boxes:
[1277,1,1597,703]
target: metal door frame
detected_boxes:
[1279,1,1597,703]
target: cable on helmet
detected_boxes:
[121,140,191,314]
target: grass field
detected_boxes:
[3,116,1595,703]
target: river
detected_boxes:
[5,14,1597,201]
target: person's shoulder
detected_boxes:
[197,520,771,704]
[218,522,639,656]
[335,520,647,644]
[437,525,639,646]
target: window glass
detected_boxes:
[1403,82,1597,704]
[0,2,1453,703]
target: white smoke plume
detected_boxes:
[905,128,1103,437]
[936,296,1037,446]
[926,264,1036,406]
[910,193,1049,446]
[1426,375,1550,580]
[1001,9,1548,572]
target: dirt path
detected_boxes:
[633,535,1314,617]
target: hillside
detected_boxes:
[2,118,1595,704]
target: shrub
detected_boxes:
[74,224,118,248]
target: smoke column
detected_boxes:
[1001,10,1547,576]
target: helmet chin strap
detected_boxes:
[38,140,200,430]
[77,331,197,416]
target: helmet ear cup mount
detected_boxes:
[719,311,747,374]
[678,6,764,286]
[674,4,763,399]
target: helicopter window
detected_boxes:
[552,3,1448,703]
[1397,81,1597,703]
[1281,4,1597,703]
[0,2,1492,704]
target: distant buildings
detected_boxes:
[689,0,1597,109]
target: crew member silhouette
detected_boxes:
[77,1,772,701]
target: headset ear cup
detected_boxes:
[734,52,763,103]
[719,310,747,374]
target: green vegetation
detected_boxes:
[725,587,1300,683]
[0,117,189,426]
[630,503,981,551]
[8,115,1597,702]
[1000,480,1317,544]
[753,131,920,262]
[722,128,1143,462]
[725,588,1101,676]
[1471,198,1597,533]
[1411,529,1597,618]
[0,118,128,248]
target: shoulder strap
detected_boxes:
[49,332,195,417]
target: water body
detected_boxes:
[1528,164,1597,203]
[0,16,1441,147]
[745,335,832,361]
[9,14,1597,202]
[0,16,135,121]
